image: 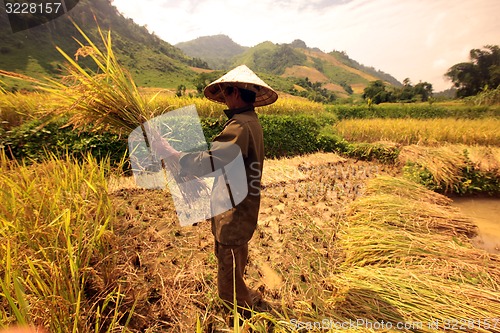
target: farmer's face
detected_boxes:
[223,87,246,109]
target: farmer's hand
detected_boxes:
[150,135,180,159]
[142,122,180,159]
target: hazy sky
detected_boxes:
[111,0,500,91]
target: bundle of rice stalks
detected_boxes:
[340,223,500,287]
[320,173,500,333]
[329,266,500,332]
[38,22,208,209]
[41,23,158,134]
[464,145,500,175]
[336,175,500,331]
[398,145,467,193]
[363,175,452,206]
[347,193,477,237]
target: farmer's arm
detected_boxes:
[179,120,248,177]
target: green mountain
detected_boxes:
[178,36,402,99]
[1,1,401,101]
[176,35,247,70]
[329,50,402,87]
[0,0,203,90]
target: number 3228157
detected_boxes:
[5,2,63,15]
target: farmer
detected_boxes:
[155,65,278,313]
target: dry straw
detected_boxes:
[398,145,467,192]
[397,144,500,193]
[45,25,155,134]
[334,175,500,332]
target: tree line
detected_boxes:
[362,79,433,104]
[363,45,500,103]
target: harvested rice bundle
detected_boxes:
[329,267,500,333]
[398,145,467,193]
[347,193,477,237]
[44,23,208,209]
[363,175,451,206]
[45,25,154,134]
[340,224,500,288]
[464,145,500,175]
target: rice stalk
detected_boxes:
[36,21,208,207]
[339,223,500,287]
[398,145,467,193]
[41,24,152,134]
[328,267,500,333]
[347,192,477,237]
[464,145,500,175]
[363,175,451,206]
[334,118,500,146]
[0,153,123,332]
[332,175,500,332]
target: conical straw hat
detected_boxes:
[204,65,278,107]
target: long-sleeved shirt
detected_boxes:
[179,105,264,246]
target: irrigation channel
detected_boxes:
[452,197,500,254]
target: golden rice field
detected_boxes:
[334,118,500,146]
[0,90,325,129]
[144,92,326,119]
[1,26,499,332]
[1,151,499,332]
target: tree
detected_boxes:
[294,77,336,103]
[445,45,500,97]
[176,84,186,97]
[413,81,433,102]
[390,78,433,102]
[192,72,220,96]
[363,80,391,104]
[398,78,414,101]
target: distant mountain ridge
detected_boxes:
[178,35,402,98]
[1,0,401,100]
[176,35,248,70]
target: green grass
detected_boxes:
[322,60,370,86]
[331,102,499,119]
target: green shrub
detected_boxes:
[259,115,323,158]
[331,104,497,120]
[1,118,126,165]
[200,117,225,142]
[464,86,500,106]
[1,114,338,163]
[316,126,350,153]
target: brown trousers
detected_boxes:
[214,241,252,308]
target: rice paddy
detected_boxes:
[1,149,499,332]
[334,118,500,146]
[1,23,500,333]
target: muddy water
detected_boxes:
[451,198,500,254]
